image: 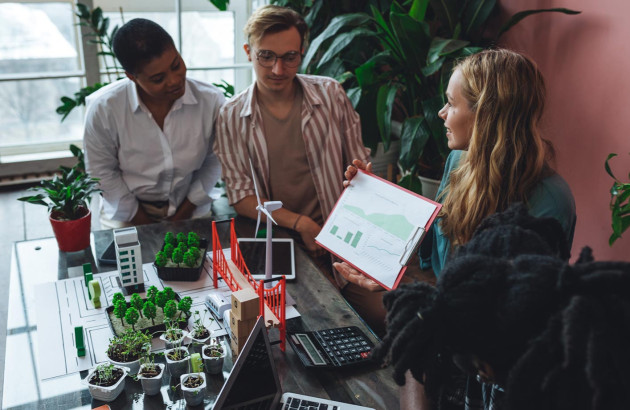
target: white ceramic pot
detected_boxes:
[164,347,189,378]
[160,329,188,350]
[83,364,129,402]
[137,363,164,396]
[418,175,441,200]
[180,372,206,407]
[189,329,211,354]
[202,343,226,375]
[108,356,140,375]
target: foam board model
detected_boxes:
[113,227,144,293]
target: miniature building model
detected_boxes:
[113,227,144,293]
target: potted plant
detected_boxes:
[137,354,164,396]
[17,144,101,251]
[189,310,212,353]
[605,153,630,245]
[164,339,190,378]
[300,1,580,193]
[159,299,191,349]
[202,338,225,375]
[83,362,129,402]
[180,371,206,406]
[105,328,151,375]
[154,231,209,281]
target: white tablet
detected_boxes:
[236,237,296,281]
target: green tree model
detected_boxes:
[163,287,176,301]
[146,286,159,304]
[184,250,196,267]
[178,296,193,318]
[130,293,144,317]
[112,292,125,307]
[143,300,157,325]
[125,307,140,331]
[154,250,168,267]
[163,300,178,322]
[176,232,186,244]
[187,232,200,248]
[164,243,175,258]
[113,299,127,325]
[171,247,183,266]
[165,232,177,247]
[155,290,169,312]
[189,246,200,260]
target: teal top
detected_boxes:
[422,150,576,276]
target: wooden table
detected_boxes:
[2,216,400,409]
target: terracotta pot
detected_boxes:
[49,207,91,252]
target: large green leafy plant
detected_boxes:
[18,145,101,220]
[301,0,580,191]
[605,153,630,246]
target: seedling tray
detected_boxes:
[155,239,209,282]
[105,294,190,337]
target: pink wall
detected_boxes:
[498,0,630,261]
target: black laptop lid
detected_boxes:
[213,317,282,409]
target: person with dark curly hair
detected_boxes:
[372,204,630,410]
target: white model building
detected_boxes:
[113,227,144,293]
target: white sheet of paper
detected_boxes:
[316,171,438,289]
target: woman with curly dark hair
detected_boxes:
[372,205,630,409]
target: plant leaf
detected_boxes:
[462,0,496,36]
[376,84,400,151]
[302,13,371,70]
[498,8,581,38]
[398,174,423,195]
[317,28,376,68]
[399,116,430,171]
[209,0,229,11]
[409,0,430,21]
[605,153,618,180]
[428,0,460,36]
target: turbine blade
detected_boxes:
[262,208,278,225]
[249,158,262,208]
[255,211,261,238]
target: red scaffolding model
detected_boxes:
[211,219,287,351]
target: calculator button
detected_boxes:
[360,351,369,359]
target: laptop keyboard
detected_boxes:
[282,397,338,410]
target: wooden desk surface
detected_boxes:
[3,217,400,409]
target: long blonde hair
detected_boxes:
[439,49,554,247]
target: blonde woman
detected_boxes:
[341,48,577,408]
[341,48,576,281]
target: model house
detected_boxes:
[113,227,144,293]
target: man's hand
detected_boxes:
[130,205,154,226]
[343,159,373,188]
[294,215,325,256]
[169,198,196,221]
[333,261,381,292]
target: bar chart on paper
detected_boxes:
[316,171,440,289]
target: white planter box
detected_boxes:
[137,363,164,396]
[180,372,206,407]
[83,364,129,402]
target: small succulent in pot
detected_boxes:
[84,362,128,402]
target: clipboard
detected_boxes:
[315,170,441,290]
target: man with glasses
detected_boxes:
[214,5,369,286]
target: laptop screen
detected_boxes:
[213,317,281,409]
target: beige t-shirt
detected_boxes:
[260,85,323,226]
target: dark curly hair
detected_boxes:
[372,204,630,409]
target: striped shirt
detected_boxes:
[214,74,370,219]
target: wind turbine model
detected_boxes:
[249,160,283,287]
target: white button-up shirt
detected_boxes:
[84,77,225,222]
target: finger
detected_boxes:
[365,162,373,173]
[352,159,366,170]
[343,180,350,188]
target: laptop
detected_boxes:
[213,317,374,410]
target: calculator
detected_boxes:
[287,326,374,368]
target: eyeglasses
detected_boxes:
[255,49,302,68]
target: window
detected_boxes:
[121,271,130,277]
[1,0,255,172]
[120,257,129,263]
[121,264,129,270]
[119,250,128,256]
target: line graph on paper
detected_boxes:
[316,171,439,289]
